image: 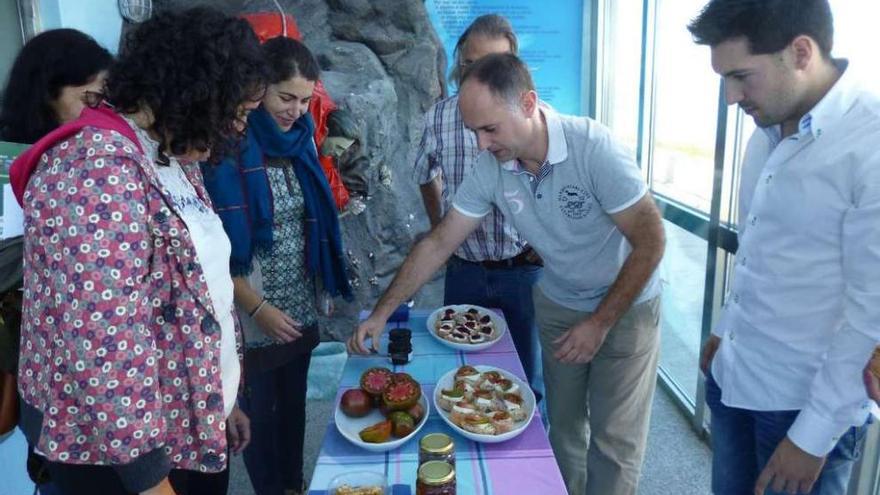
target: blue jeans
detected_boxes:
[444,256,544,403]
[706,372,868,495]
[239,352,312,495]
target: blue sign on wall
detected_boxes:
[426,0,584,115]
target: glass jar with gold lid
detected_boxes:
[419,433,455,466]
[416,461,456,495]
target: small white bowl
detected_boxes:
[327,471,388,495]
[426,304,507,352]
[334,389,430,452]
[433,364,535,443]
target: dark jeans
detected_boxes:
[706,372,868,495]
[44,462,228,495]
[239,351,312,495]
[444,256,544,403]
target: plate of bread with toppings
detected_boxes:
[432,364,535,443]
[426,305,507,352]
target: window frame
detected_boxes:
[592,1,880,492]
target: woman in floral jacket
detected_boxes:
[10,8,267,495]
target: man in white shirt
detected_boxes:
[689,1,880,494]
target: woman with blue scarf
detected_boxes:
[202,37,351,495]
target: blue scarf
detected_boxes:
[202,107,352,300]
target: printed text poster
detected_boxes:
[426,0,584,115]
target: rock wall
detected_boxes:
[150,0,447,340]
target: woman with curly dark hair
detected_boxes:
[10,7,267,495]
[0,28,112,144]
[202,36,351,495]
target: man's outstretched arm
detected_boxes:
[347,209,481,354]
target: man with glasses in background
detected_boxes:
[413,14,545,404]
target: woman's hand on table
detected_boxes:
[254,303,302,343]
[347,316,385,355]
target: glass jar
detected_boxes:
[416,461,456,495]
[419,433,455,466]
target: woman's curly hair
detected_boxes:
[107,7,268,160]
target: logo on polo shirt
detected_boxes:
[558,185,592,219]
[504,189,525,214]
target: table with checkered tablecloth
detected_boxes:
[308,309,566,494]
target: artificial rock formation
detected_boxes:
[152,0,447,340]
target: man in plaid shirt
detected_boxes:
[413,14,544,402]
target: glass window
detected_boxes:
[721,251,736,305]
[599,1,644,153]
[649,0,719,213]
[0,2,23,91]
[658,220,707,402]
[718,109,755,229]
[832,0,880,93]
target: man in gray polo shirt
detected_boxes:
[348,53,665,495]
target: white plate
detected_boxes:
[432,365,535,443]
[334,389,430,452]
[426,304,507,352]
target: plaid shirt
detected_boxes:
[413,95,527,261]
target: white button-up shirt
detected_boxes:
[711,61,880,457]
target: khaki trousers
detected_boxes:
[535,286,660,495]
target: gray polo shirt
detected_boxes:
[452,107,661,312]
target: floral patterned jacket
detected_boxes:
[17,125,240,473]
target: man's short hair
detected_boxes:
[688,0,834,57]
[460,53,535,107]
[450,14,518,86]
